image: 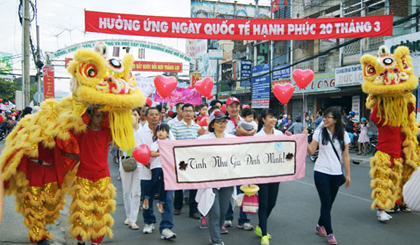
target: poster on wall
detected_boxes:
[251,63,270,108]
[240,60,252,87]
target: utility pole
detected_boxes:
[36,25,42,96]
[22,0,31,107]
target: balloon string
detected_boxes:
[302,92,305,128]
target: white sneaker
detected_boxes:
[224,220,232,227]
[377,210,391,222]
[160,228,177,240]
[124,218,129,225]
[129,223,139,230]
[238,222,253,231]
[143,223,155,234]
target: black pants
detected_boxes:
[314,171,342,235]
[258,182,280,236]
[174,189,198,215]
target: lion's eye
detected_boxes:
[79,63,98,78]
[106,58,124,73]
[365,64,376,77]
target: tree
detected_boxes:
[0,77,37,103]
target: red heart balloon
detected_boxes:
[207,94,214,100]
[221,104,227,114]
[154,75,178,98]
[195,77,214,97]
[146,97,152,107]
[292,69,314,89]
[133,144,151,165]
[199,116,209,127]
[273,84,295,105]
[0,99,3,102]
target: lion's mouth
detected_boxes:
[373,68,409,86]
[96,75,136,94]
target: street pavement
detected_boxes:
[0,140,419,245]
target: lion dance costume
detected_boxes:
[0,44,144,244]
[361,45,419,221]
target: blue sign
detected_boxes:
[240,60,252,87]
[251,63,270,108]
[272,64,291,81]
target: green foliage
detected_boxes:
[0,76,38,102]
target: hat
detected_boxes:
[346,115,351,119]
[226,96,240,105]
[361,117,367,121]
[209,111,227,125]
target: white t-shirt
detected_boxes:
[149,140,165,170]
[198,132,236,139]
[255,127,283,136]
[225,116,243,135]
[312,127,350,175]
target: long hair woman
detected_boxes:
[307,107,351,245]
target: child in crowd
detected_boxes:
[195,104,208,124]
[357,117,370,155]
[237,108,258,136]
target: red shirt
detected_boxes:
[75,127,111,181]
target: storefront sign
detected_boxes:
[191,72,201,87]
[85,10,393,40]
[385,31,420,57]
[217,91,231,102]
[272,64,291,81]
[252,63,270,108]
[335,65,363,87]
[159,134,307,190]
[271,79,291,89]
[240,60,252,87]
[292,72,338,94]
[132,61,182,72]
[43,66,55,99]
[208,49,223,59]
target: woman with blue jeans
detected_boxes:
[307,107,351,245]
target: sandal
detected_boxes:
[357,152,362,155]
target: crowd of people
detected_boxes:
[114,96,352,245]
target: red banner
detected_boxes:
[43,66,55,99]
[85,10,393,40]
[191,72,201,87]
[132,61,182,72]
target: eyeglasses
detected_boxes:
[214,119,227,124]
[183,110,194,113]
[323,116,334,119]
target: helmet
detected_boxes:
[349,111,356,116]
[346,115,351,119]
[361,117,367,121]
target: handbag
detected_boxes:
[326,134,347,186]
[242,194,259,213]
[122,158,137,172]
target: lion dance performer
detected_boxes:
[0,44,144,244]
[361,45,419,222]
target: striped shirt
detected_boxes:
[171,119,200,140]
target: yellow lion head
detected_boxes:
[361,45,417,96]
[67,43,145,113]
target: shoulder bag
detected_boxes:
[326,133,346,186]
[122,158,137,172]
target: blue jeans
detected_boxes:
[144,168,166,203]
[208,187,233,244]
[347,132,354,145]
[141,178,174,232]
[225,186,250,225]
[258,183,280,236]
[314,171,342,235]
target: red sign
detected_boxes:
[85,10,393,41]
[43,66,55,99]
[65,58,73,69]
[132,61,182,72]
[191,72,201,87]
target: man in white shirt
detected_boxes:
[167,102,184,128]
[139,107,176,239]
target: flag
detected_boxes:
[283,0,288,5]
[271,0,279,13]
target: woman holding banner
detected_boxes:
[254,108,284,245]
[306,107,351,245]
[196,111,236,245]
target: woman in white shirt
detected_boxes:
[119,108,142,230]
[307,107,351,245]
[196,111,235,245]
[254,108,283,245]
